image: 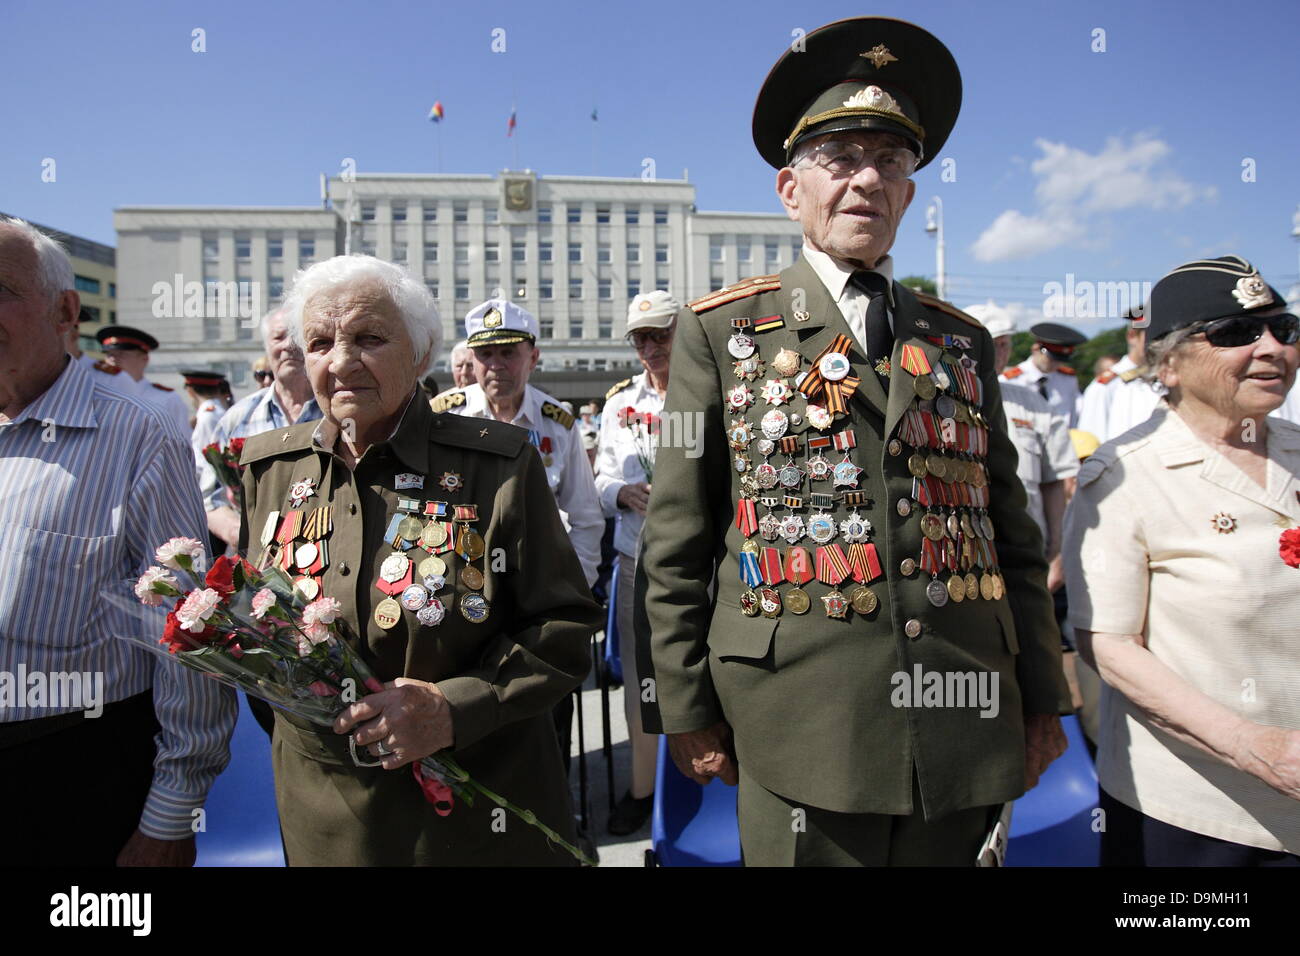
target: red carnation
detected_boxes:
[1280,528,1300,569]
[228,437,245,456]
[205,554,238,595]
[160,599,190,654]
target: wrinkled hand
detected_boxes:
[1238,725,1300,802]
[667,721,738,786]
[117,829,196,867]
[1024,713,1068,790]
[334,678,455,770]
[617,482,652,515]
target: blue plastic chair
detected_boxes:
[648,736,741,866]
[602,558,623,684]
[1006,713,1099,866]
[196,694,285,867]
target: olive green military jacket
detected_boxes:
[238,394,602,865]
[641,256,1072,819]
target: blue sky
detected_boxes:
[4,0,1298,332]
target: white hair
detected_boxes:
[0,215,74,301]
[283,255,442,377]
[450,339,471,358]
[259,304,289,343]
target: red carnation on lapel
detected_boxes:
[1280,528,1300,568]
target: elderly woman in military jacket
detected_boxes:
[238,255,601,865]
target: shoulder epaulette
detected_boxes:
[1095,371,1117,385]
[688,274,781,314]
[1001,366,1024,379]
[429,389,466,413]
[1118,366,1148,383]
[239,422,315,465]
[151,382,174,392]
[1055,365,1076,376]
[92,359,122,375]
[430,414,527,458]
[913,291,984,329]
[605,378,633,401]
[541,401,576,429]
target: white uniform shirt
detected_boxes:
[1001,358,1082,428]
[1104,364,1164,443]
[1063,406,1300,852]
[131,376,191,439]
[443,382,603,586]
[594,372,665,558]
[190,398,225,470]
[998,381,1078,544]
[1076,354,1134,441]
[75,352,135,394]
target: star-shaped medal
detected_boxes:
[438,471,463,493]
[288,477,317,508]
[727,384,755,411]
[760,378,792,406]
[733,356,765,381]
[833,460,863,489]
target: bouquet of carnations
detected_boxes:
[201,438,246,509]
[617,406,660,482]
[124,537,595,865]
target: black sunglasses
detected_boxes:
[1190,313,1299,348]
[253,370,273,380]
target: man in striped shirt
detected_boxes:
[0,216,235,866]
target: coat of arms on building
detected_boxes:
[502,176,533,212]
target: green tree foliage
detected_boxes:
[899,275,937,296]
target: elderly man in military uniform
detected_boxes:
[1000,322,1086,427]
[640,17,1070,866]
[430,299,603,587]
[96,325,191,437]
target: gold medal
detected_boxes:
[926,453,947,480]
[417,555,447,579]
[739,589,761,617]
[947,574,965,603]
[785,587,811,615]
[459,565,484,591]
[848,585,878,615]
[992,574,1005,601]
[461,529,485,561]
[398,516,423,541]
[921,514,945,541]
[979,573,995,601]
[908,453,928,478]
[374,596,402,630]
[421,520,448,548]
[913,374,937,400]
[964,572,979,601]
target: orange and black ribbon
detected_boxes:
[798,334,861,417]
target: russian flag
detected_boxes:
[429,101,444,122]
[507,109,517,136]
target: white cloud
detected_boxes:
[972,133,1215,263]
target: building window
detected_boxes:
[654,205,668,225]
[626,206,640,225]
[426,280,439,298]
[737,238,751,262]
[512,278,527,298]
[655,244,669,263]
[236,319,253,340]
[567,204,581,224]
[203,318,221,341]
[539,241,553,262]
[235,237,252,260]
[569,279,583,299]
[393,242,407,262]
[484,205,499,223]
[422,203,438,222]
[597,244,611,264]
[598,279,612,299]
[765,239,779,266]
[595,359,608,371]
[299,237,316,260]
[627,244,640,263]
[576,358,590,371]
[81,305,101,323]
[455,243,469,264]
[596,205,611,224]
[656,270,669,287]
[709,237,724,262]
[512,241,526,263]
[627,280,639,299]
[539,281,554,299]
[422,242,439,262]
[485,243,500,263]
[269,278,284,299]
[539,318,554,339]
[202,238,219,261]
[392,204,407,222]
[360,202,376,222]
[455,282,469,300]
[108,282,116,299]
[453,202,468,223]
[568,244,582,263]
[74,275,101,295]
[361,241,376,256]
[598,317,613,338]
[538,204,552,224]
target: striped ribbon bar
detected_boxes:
[831,429,857,452]
[784,546,814,584]
[454,504,478,522]
[899,344,932,377]
[913,477,930,507]
[759,496,781,508]
[808,492,835,510]
[840,490,869,506]
[424,500,449,516]
[753,314,784,333]
[920,538,941,575]
[732,317,752,330]
[734,497,758,537]
[738,549,763,587]
[815,544,850,586]
[846,542,882,584]
[807,434,831,452]
[782,494,804,510]
[759,547,785,585]
[779,436,801,455]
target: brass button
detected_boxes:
[896,498,912,517]
[905,619,923,639]
[900,558,917,576]
[348,503,357,515]
[888,439,903,456]
[339,562,350,576]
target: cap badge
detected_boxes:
[860,44,898,69]
[638,300,652,312]
[1232,273,1273,310]
[1211,512,1238,535]
[483,307,502,328]
[844,85,903,115]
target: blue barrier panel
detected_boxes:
[195,694,285,867]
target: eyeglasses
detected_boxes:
[253,370,273,382]
[627,328,674,349]
[799,140,918,181]
[1189,313,1299,348]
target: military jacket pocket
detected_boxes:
[708,604,778,662]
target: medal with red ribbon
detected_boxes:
[759,547,785,586]
[784,547,814,585]
[846,542,883,584]
[798,334,861,417]
[815,543,850,586]
[735,497,759,537]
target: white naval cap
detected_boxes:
[464,298,538,347]
[626,290,680,334]
[965,299,1017,339]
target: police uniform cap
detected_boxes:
[96,325,159,352]
[626,290,680,333]
[464,298,537,347]
[1144,255,1287,342]
[752,17,961,170]
[1030,322,1086,356]
[181,368,229,388]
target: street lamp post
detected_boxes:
[925,196,945,301]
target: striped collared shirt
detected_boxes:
[0,357,236,840]
[199,385,322,511]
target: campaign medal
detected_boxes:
[771,348,801,378]
[418,553,447,582]
[935,394,957,421]
[397,515,424,542]
[288,477,317,508]
[806,494,837,545]
[727,332,756,360]
[421,519,448,549]
[727,384,755,412]
[293,577,320,601]
[438,472,463,493]
[417,598,446,627]
[459,592,489,623]
[965,572,980,602]
[913,373,937,400]
[760,409,789,441]
[784,546,814,615]
[374,597,403,630]
[947,573,965,603]
[760,378,792,406]
[926,577,949,608]
[848,585,878,615]
[816,543,851,619]
[839,512,873,544]
[805,434,832,482]
[401,584,429,611]
[380,551,410,583]
[733,355,765,381]
[459,565,485,591]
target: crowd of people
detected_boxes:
[2,15,1297,869]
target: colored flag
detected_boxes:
[428,101,444,122]
[506,109,517,136]
[591,107,598,122]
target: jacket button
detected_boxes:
[348,503,357,515]
[339,562,350,576]
[896,499,912,517]
[900,558,917,576]
[888,439,902,456]
[905,619,923,639]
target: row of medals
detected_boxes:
[725,323,1008,620]
[372,498,489,630]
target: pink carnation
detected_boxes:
[250,588,276,620]
[134,566,179,606]
[177,587,223,632]
[155,537,207,572]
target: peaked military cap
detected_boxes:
[96,325,159,351]
[752,17,961,170]
[180,368,229,388]
[1144,255,1286,342]
[464,298,537,347]
[1030,322,1087,356]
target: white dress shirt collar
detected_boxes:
[801,243,896,309]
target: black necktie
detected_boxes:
[850,270,893,382]
[1036,376,1049,400]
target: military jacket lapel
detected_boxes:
[885,284,947,440]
